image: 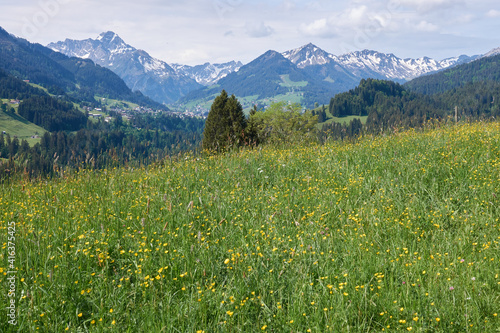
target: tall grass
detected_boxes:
[1,121,499,332]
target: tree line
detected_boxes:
[325,78,500,135]
[0,125,202,180]
[0,108,204,180]
[18,96,88,132]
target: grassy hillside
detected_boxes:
[1,122,499,332]
[0,107,46,141]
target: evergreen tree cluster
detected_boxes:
[18,96,88,132]
[324,77,500,136]
[320,118,363,141]
[328,79,405,117]
[131,113,205,133]
[311,106,328,123]
[0,68,47,100]
[0,125,202,180]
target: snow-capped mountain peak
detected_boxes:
[170,61,243,86]
[483,47,500,58]
[97,31,119,43]
[282,43,332,68]
[48,32,201,104]
[282,45,477,81]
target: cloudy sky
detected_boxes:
[1,0,499,65]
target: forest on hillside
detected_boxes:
[321,77,500,139]
[0,115,203,179]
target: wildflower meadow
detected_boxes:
[1,121,499,332]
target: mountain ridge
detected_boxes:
[46,31,498,110]
[48,32,202,104]
[282,43,480,81]
[0,26,161,108]
[170,61,243,86]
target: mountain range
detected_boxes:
[48,32,203,104]
[179,44,487,108]
[47,32,488,108]
[48,32,244,104]
[283,43,479,80]
[169,61,243,86]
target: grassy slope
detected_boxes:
[312,104,368,128]
[279,74,308,88]
[0,106,46,141]
[0,122,499,332]
[320,115,368,126]
[0,92,141,143]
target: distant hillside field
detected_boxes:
[0,106,46,141]
[1,121,499,332]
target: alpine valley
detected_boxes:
[48,32,486,111]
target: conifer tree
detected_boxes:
[202,90,246,152]
[245,105,261,146]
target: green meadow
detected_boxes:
[0,106,46,143]
[0,121,499,332]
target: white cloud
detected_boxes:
[299,18,336,38]
[486,9,500,17]
[245,21,274,38]
[347,5,368,24]
[299,5,373,39]
[416,20,439,32]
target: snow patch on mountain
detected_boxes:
[171,61,243,86]
[483,47,500,58]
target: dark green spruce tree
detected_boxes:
[202,90,246,152]
[245,105,261,146]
